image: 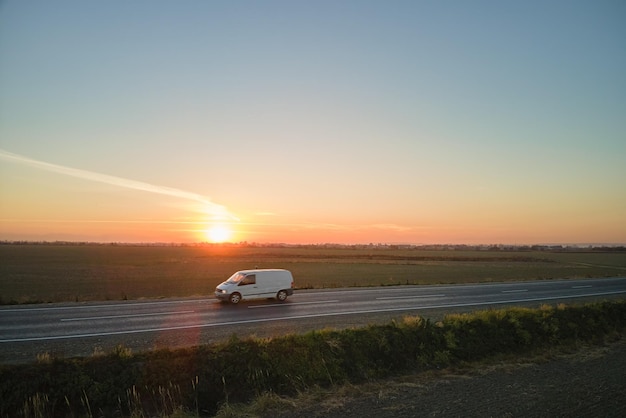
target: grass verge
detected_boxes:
[1,299,625,417]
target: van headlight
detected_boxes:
[216,288,225,294]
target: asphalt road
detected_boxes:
[1,277,625,364]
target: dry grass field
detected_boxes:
[1,244,625,304]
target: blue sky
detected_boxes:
[1,1,625,244]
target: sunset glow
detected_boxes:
[205,225,233,243]
[0,2,624,245]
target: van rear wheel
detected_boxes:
[276,290,288,301]
[229,293,242,304]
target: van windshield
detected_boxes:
[226,273,245,284]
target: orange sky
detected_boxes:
[1,2,625,245]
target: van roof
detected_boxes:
[238,269,290,274]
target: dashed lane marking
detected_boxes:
[61,310,195,322]
[248,300,339,309]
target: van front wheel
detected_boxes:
[229,293,242,304]
[276,290,288,302]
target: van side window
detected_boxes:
[240,274,256,286]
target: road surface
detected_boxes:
[1,277,625,363]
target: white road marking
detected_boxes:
[0,299,211,313]
[572,285,592,289]
[2,289,625,343]
[502,289,528,293]
[61,310,195,322]
[376,295,445,300]
[248,300,339,309]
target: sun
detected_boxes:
[205,225,233,243]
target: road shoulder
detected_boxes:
[268,337,626,418]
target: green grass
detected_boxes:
[1,244,625,304]
[2,300,625,417]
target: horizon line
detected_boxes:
[1,240,624,248]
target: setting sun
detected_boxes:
[205,225,233,243]
[1,2,624,247]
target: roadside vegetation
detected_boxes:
[1,300,625,417]
[1,243,625,304]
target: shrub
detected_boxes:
[1,300,625,417]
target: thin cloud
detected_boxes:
[240,220,428,232]
[0,149,238,221]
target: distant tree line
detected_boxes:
[1,240,624,252]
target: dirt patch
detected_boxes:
[269,338,626,418]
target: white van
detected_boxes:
[215,269,294,304]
